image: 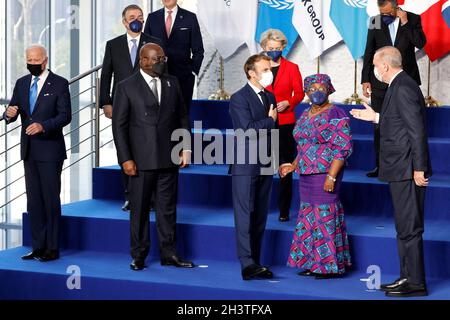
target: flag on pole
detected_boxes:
[330,0,370,60]
[292,0,343,59]
[197,0,244,59]
[442,0,450,28]
[255,0,299,55]
[229,0,260,55]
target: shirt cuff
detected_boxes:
[374,112,380,124]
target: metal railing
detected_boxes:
[0,64,105,233]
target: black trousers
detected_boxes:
[177,74,195,113]
[277,123,296,216]
[121,170,130,202]
[371,92,386,168]
[232,175,273,269]
[129,167,179,260]
[389,179,426,285]
[24,159,63,252]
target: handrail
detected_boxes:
[69,65,102,85]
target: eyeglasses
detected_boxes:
[150,56,168,63]
[307,87,327,93]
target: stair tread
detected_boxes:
[1,247,449,300]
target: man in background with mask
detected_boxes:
[361,0,426,178]
[100,4,163,211]
[229,54,278,281]
[3,45,72,262]
[112,43,193,271]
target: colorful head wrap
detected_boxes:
[303,74,336,94]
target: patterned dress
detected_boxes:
[288,105,353,274]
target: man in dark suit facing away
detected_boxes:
[3,45,72,262]
[144,0,204,112]
[229,54,278,281]
[100,4,164,212]
[361,0,426,178]
[351,46,432,298]
[112,43,193,271]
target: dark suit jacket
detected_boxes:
[229,84,277,176]
[362,12,426,97]
[378,71,432,182]
[144,6,204,79]
[112,72,190,171]
[4,71,72,162]
[99,33,164,107]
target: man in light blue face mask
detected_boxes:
[99,4,164,212]
[361,0,426,179]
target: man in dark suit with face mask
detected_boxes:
[100,4,163,211]
[112,43,193,271]
[361,0,426,178]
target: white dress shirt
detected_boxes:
[164,6,178,32]
[30,69,50,97]
[140,69,161,104]
[388,18,400,45]
[127,33,141,55]
[248,81,265,105]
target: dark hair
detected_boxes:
[244,54,271,80]
[377,0,398,7]
[122,5,143,20]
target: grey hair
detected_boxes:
[26,44,48,58]
[375,46,403,68]
[260,29,288,49]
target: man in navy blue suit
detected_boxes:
[144,0,204,112]
[4,45,72,262]
[229,54,278,281]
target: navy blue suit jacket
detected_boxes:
[229,84,277,176]
[5,71,72,162]
[144,6,204,78]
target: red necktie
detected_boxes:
[165,10,173,37]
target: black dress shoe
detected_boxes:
[385,282,428,297]
[161,255,194,268]
[258,268,274,279]
[37,251,60,262]
[380,278,408,292]
[298,270,314,277]
[278,215,289,222]
[242,264,269,281]
[130,259,146,271]
[315,273,343,280]
[122,201,130,212]
[366,167,379,178]
[21,250,44,260]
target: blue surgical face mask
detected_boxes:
[310,91,328,106]
[382,15,396,25]
[129,19,143,33]
[266,50,283,62]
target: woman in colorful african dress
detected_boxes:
[279,74,353,279]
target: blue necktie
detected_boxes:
[29,77,40,114]
[388,21,397,45]
[130,39,138,67]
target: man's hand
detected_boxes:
[180,151,191,169]
[323,177,335,193]
[362,82,372,98]
[6,106,19,118]
[397,8,408,25]
[414,171,429,187]
[279,164,294,178]
[276,101,290,113]
[26,123,44,136]
[268,104,278,122]
[103,105,113,119]
[122,160,137,176]
[350,102,377,123]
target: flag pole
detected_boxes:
[344,60,363,105]
[317,57,320,74]
[424,57,440,107]
[209,56,231,101]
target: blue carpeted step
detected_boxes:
[20,200,450,279]
[1,247,449,300]
[93,165,450,221]
[190,101,450,138]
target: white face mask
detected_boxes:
[258,71,274,88]
[374,65,385,83]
